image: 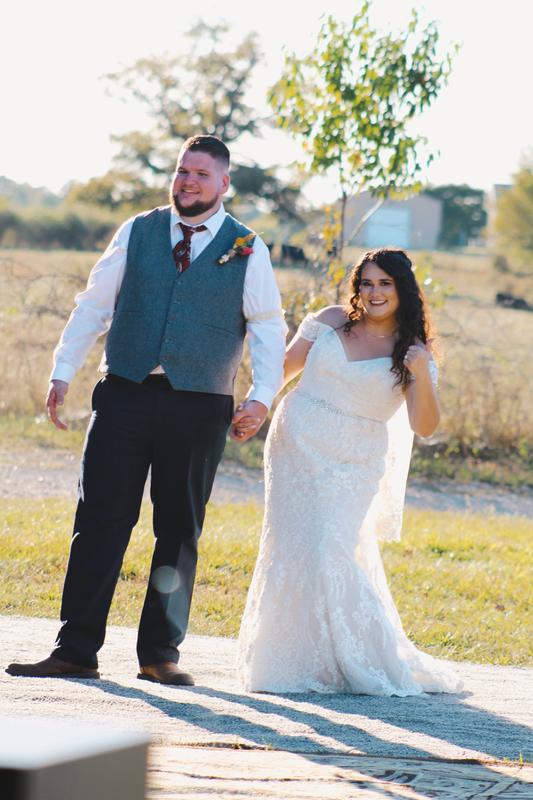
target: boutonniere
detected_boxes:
[218,232,256,264]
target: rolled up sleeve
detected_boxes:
[243,237,287,409]
[50,217,134,383]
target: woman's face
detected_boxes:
[359,262,400,322]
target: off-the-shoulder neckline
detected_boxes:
[305,314,436,368]
[308,316,393,365]
[331,332,393,365]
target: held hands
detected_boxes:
[403,342,433,379]
[46,380,69,430]
[230,400,268,443]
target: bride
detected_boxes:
[236,247,462,695]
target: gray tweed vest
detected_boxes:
[104,206,252,395]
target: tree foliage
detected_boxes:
[0,207,116,250]
[106,23,261,175]
[88,23,301,218]
[65,169,166,213]
[269,0,456,270]
[0,177,59,209]
[230,163,303,219]
[494,159,533,268]
[424,184,487,247]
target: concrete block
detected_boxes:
[0,716,149,800]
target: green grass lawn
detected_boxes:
[0,499,531,666]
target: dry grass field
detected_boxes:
[1,246,532,485]
[275,249,533,485]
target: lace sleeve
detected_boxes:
[297,313,325,342]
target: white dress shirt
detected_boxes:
[51,204,287,409]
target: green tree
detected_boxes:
[269,1,456,289]
[424,184,487,247]
[0,176,59,209]
[64,169,166,213]
[230,163,303,220]
[89,22,301,218]
[494,159,533,269]
[107,23,261,173]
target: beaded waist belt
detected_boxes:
[294,389,383,423]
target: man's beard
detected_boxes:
[171,192,218,218]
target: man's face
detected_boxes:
[171,149,230,218]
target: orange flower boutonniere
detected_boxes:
[218,232,256,264]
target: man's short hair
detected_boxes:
[180,135,230,169]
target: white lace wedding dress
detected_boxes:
[238,314,462,695]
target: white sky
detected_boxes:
[2,0,532,204]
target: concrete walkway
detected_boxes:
[1,616,532,798]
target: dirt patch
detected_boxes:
[1,447,533,517]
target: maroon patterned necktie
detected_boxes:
[172,222,208,274]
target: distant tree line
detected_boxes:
[6,8,520,259]
[0,176,60,209]
[2,10,531,266]
[0,179,492,253]
[0,207,117,250]
[423,184,487,247]
[494,157,533,270]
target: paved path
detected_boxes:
[2,446,533,516]
[148,747,532,798]
[1,617,532,798]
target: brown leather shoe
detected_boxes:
[137,662,195,686]
[6,655,100,679]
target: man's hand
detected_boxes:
[46,380,69,430]
[230,400,268,443]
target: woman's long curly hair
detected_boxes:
[343,247,435,389]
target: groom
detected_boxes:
[7,135,286,685]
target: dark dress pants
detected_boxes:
[52,374,232,668]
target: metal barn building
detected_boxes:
[344,193,442,250]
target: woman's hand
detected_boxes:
[403,343,432,379]
[230,400,268,443]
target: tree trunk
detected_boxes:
[339,190,347,261]
[344,197,384,246]
[336,191,348,303]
